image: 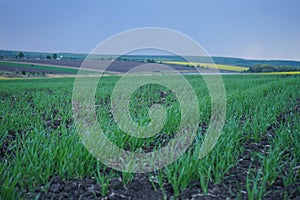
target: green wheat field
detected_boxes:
[1,74,299,199]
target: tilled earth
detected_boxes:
[21,98,300,199]
[23,147,299,200]
[21,138,299,200]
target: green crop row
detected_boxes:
[0,74,299,199]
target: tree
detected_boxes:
[146,58,155,63]
[52,53,57,59]
[18,52,24,59]
[46,55,51,59]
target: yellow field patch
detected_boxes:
[0,76,23,80]
[164,61,249,72]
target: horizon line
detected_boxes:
[1,48,300,62]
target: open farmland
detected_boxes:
[0,59,241,77]
[0,74,300,199]
[163,61,249,72]
[0,61,93,76]
[0,60,199,74]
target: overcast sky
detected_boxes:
[0,0,299,60]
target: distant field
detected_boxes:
[0,61,96,75]
[0,60,200,75]
[164,61,249,72]
[1,60,299,78]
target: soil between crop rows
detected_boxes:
[19,98,300,199]
[21,140,299,200]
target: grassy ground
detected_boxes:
[0,74,299,199]
[264,71,300,75]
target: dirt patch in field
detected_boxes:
[24,174,167,200]
[0,129,21,159]
[42,109,73,131]
[25,176,102,200]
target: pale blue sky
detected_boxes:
[0,0,299,60]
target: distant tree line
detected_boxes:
[52,53,57,59]
[13,52,60,60]
[114,57,157,63]
[247,64,300,73]
[146,58,155,63]
[18,52,24,58]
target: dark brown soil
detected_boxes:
[22,136,299,199]
[179,102,300,200]
[24,174,168,200]
[0,129,20,159]
[42,109,73,130]
[25,176,102,200]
